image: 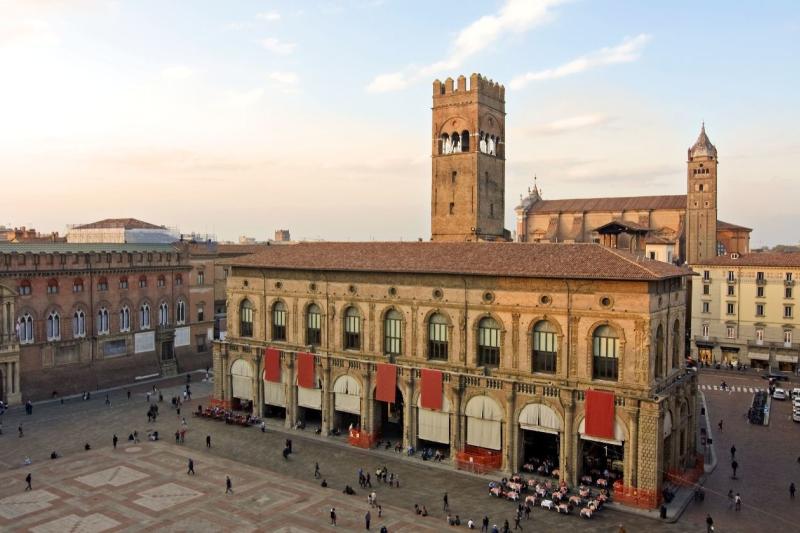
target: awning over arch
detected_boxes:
[264,367,290,407]
[663,410,673,438]
[518,403,562,435]
[418,395,451,445]
[230,358,253,400]
[334,375,361,415]
[465,395,502,450]
[578,417,627,446]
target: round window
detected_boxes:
[432,288,443,300]
[348,284,357,294]
[539,294,551,305]
[388,287,397,296]
[243,280,249,287]
[275,281,282,289]
[482,291,495,303]
[600,296,612,308]
[309,282,317,292]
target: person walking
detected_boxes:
[482,515,489,533]
[718,419,723,432]
[330,507,337,526]
[790,482,796,499]
[706,513,714,532]
[127,389,131,400]
[513,512,523,530]
[225,476,233,494]
[365,510,371,530]
[314,462,321,479]
[112,434,118,449]
[727,489,734,509]
[206,435,211,448]
[731,460,739,479]
[734,493,742,511]
[443,491,449,512]
[24,473,32,491]
[18,424,23,437]
[730,444,736,460]
[187,458,195,475]
[105,394,110,406]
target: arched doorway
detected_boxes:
[417,393,451,456]
[518,403,562,475]
[297,377,323,428]
[373,386,404,442]
[230,358,254,412]
[578,417,627,484]
[333,375,362,432]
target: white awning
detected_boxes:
[578,417,627,446]
[298,387,321,409]
[777,354,798,363]
[518,403,562,434]
[333,375,361,395]
[663,410,673,438]
[264,367,289,407]
[334,375,361,414]
[418,408,450,444]
[748,351,770,361]
[465,395,503,450]
[231,358,254,400]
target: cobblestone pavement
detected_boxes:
[0,378,704,532]
[682,369,800,532]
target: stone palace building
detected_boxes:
[212,74,700,509]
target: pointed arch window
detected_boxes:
[73,309,86,338]
[140,303,151,330]
[384,309,402,355]
[119,306,130,332]
[427,313,449,360]
[478,317,500,367]
[97,307,109,335]
[532,320,557,373]
[239,300,253,337]
[176,299,186,325]
[158,302,169,326]
[47,311,60,340]
[306,304,321,346]
[17,313,34,343]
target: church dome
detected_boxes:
[689,123,717,159]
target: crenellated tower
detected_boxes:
[430,74,508,242]
[685,123,718,264]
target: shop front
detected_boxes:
[517,403,561,475]
[747,349,770,370]
[230,358,254,412]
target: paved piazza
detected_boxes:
[0,375,718,532]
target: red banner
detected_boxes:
[264,348,281,383]
[376,363,396,403]
[297,352,315,389]
[420,369,443,410]
[585,389,615,439]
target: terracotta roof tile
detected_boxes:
[524,195,686,214]
[696,252,800,268]
[228,242,691,281]
[716,220,752,232]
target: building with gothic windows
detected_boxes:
[515,125,751,264]
[213,74,700,509]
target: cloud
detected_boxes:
[510,34,651,89]
[223,21,254,31]
[161,65,195,81]
[269,71,298,85]
[0,19,59,48]
[366,0,565,93]
[257,11,281,21]
[529,113,613,135]
[260,37,295,55]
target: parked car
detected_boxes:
[792,388,800,400]
[764,372,790,382]
[793,410,800,423]
[773,388,788,400]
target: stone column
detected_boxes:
[219,348,229,404]
[403,375,414,449]
[322,362,332,435]
[450,384,463,458]
[253,353,263,417]
[635,403,659,493]
[285,357,296,428]
[505,388,517,473]
[626,402,640,488]
[363,369,372,434]
[562,400,575,486]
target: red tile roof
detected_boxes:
[716,220,752,232]
[227,242,691,281]
[696,252,800,267]
[73,218,165,230]
[524,195,686,214]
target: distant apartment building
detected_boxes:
[274,229,291,242]
[691,252,800,372]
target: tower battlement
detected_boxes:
[433,73,505,102]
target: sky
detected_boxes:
[1,0,798,246]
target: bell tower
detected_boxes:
[685,123,718,264]
[430,74,508,242]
